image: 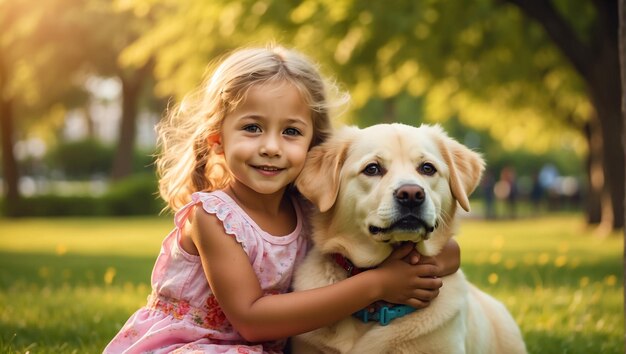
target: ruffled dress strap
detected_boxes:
[174,197,198,229]
[173,192,241,235]
[190,191,261,247]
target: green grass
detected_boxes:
[0,215,623,353]
[457,216,623,354]
[0,217,169,353]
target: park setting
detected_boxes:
[1,0,624,353]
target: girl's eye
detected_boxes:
[243,125,261,133]
[284,127,302,136]
[418,162,437,176]
[363,163,384,176]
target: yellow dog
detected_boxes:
[293,123,526,354]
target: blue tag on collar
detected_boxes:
[353,304,416,326]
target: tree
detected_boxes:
[0,51,18,205]
[1,1,158,216]
[503,0,622,230]
[617,0,626,331]
[288,0,623,229]
[121,0,619,228]
[0,0,89,213]
[71,1,156,180]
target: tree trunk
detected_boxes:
[0,98,19,205]
[506,0,624,229]
[110,62,152,181]
[0,53,20,214]
[616,0,625,340]
[584,121,602,225]
[83,106,95,139]
[110,75,140,181]
[587,41,625,229]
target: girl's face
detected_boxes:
[217,81,314,197]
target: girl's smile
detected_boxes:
[252,165,285,176]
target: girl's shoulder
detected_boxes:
[189,190,264,246]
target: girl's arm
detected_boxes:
[190,208,441,343]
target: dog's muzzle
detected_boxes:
[368,184,435,238]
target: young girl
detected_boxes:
[105,45,461,354]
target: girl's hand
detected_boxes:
[374,243,443,309]
[419,238,461,277]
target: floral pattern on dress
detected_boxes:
[203,295,229,330]
[104,191,308,354]
[151,296,191,320]
[148,295,230,331]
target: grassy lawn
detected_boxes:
[0,214,623,353]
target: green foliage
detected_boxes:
[0,215,621,353]
[45,139,155,179]
[456,122,584,178]
[2,174,164,217]
[486,148,583,178]
[3,0,600,193]
[117,0,593,154]
[0,0,94,131]
[47,139,114,179]
[103,173,163,216]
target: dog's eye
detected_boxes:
[419,162,437,176]
[363,163,384,176]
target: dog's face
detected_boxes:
[296,123,484,267]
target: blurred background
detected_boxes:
[0,0,624,352]
[1,0,622,230]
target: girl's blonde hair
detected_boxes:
[156,45,349,211]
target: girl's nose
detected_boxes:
[260,135,281,157]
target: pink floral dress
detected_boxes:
[104,190,309,354]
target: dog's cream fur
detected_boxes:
[293,123,527,354]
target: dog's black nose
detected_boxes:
[394,184,425,208]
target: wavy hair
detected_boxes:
[155,45,349,211]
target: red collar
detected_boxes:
[332,253,372,277]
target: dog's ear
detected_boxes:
[434,127,485,212]
[296,127,357,212]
